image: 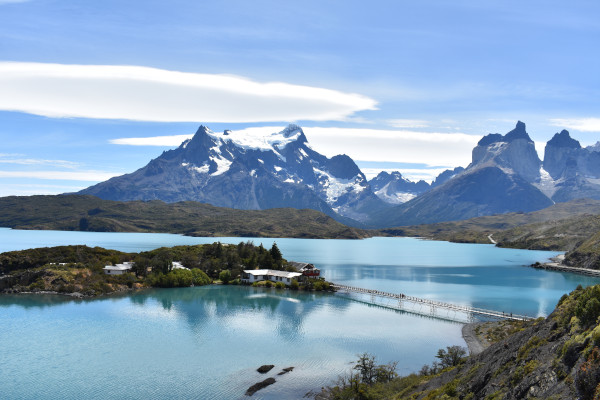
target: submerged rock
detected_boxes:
[257,364,274,373]
[245,377,276,396]
[277,367,294,375]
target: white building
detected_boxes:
[171,261,189,270]
[103,262,134,275]
[241,269,302,285]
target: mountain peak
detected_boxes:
[547,129,581,149]
[477,121,532,147]
[194,125,211,135]
[281,124,303,137]
[504,121,533,143]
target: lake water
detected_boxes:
[1,228,599,399]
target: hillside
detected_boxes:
[319,284,600,399]
[0,195,368,239]
[379,198,600,244]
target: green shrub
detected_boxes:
[290,279,299,290]
[275,281,285,289]
[191,269,211,286]
[219,269,231,284]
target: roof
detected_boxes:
[288,261,311,269]
[243,269,302,279]
[172,261,189,270]
[103,263,133,271]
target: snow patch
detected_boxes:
[182,162,209,174]
[211,157,232,176]
[284,178,295,183]
[274,166,282,172]
[257,159,264,164]
[204,126,302,153]
[194,164,210,174]
[250,169,256,177]
[374,186,416,204]
[299,148,309,158]
[313,167,365,204]
[533,167,557,198]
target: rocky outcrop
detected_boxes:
[543,130,582,180]
[430,166,465,188]
[541,130,600,202]
[401,285,600,399]
[470,121,541,183]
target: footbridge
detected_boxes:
[332,284,534,323]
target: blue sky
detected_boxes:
[1,0,599,195]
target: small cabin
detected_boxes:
[288,262,320,277]
[103,262,134,275]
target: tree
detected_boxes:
[435,345,467,369]
[354,353,376,385]
[132,256,149,277]
[219,269,231,284]
[270,242,282,262]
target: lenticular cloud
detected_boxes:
[0,62,377,122]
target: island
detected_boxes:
[0,242,333,297]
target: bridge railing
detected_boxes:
[331,284,534,321]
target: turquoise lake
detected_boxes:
[1,228,599,399]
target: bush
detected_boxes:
[219,269,232,284]
[576,347,600,399]
[275,282,285,289]
[435,346,467,369]
[191,269,211,286]
[575,286,600,326]
[290,279,299,290]
[313,280,331,291]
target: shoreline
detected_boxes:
[461,322,487,356]
[531,254,600,277]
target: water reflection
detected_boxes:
[125,286,352,341]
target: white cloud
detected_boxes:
[110,134,193,146]
[0,157,80,168]
[0,183,86,197]
[0,170,122,181]
[387,119,429,128]
[549,118,600,132]
[0,62,377,123]
[304,127,479,168]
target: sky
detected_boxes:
[1,0,599,196]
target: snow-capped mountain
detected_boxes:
[80,124,388,223]
[368,122,553,227]
[369,171,430,204]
